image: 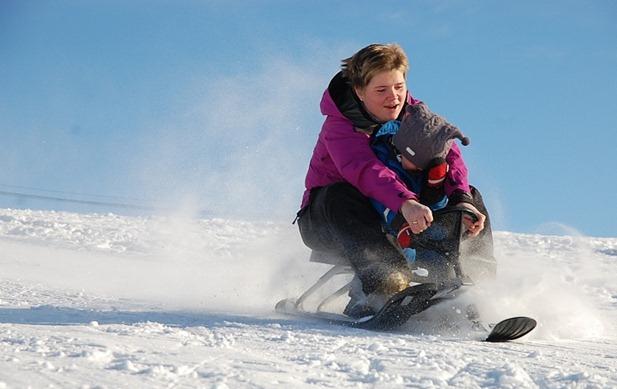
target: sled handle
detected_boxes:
[432,205,479,223]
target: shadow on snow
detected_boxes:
[0,305,385,336]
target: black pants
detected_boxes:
[297,182,411,295]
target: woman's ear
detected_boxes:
[354,86,364,102]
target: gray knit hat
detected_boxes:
[392,103,470,170]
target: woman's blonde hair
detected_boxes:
[341,43,409,89]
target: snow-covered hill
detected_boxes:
[1,208,616,388]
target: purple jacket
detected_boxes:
[301,86,471,211]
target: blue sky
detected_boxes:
[1,0,616,237]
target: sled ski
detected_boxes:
[277,294,537,341]
[485,316,537,342]
[277,293,537,341]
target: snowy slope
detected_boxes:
[0,208,616,388]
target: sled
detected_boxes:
[277,206,536,340]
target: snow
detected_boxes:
[0,208,616,388]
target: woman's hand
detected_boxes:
[458,202,486,237]
[400,199,433,234]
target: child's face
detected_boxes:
[401,156,421,172]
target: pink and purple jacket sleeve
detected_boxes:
[320,116,417,211]
[445,143,471,196]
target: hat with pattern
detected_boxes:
[392,103,470,170]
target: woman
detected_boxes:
[296,43,489,315]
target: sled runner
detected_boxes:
[276,206,536,341]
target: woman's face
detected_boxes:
[355,69,407,122]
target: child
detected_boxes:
[370,103,488,264]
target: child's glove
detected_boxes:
[421,157,448,205]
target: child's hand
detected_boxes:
[458,203,486,237]
[400,199,433,234]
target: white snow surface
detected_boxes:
[0,208,616,388]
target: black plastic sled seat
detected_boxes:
[309,249,351,266]
[285,206,494,316]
